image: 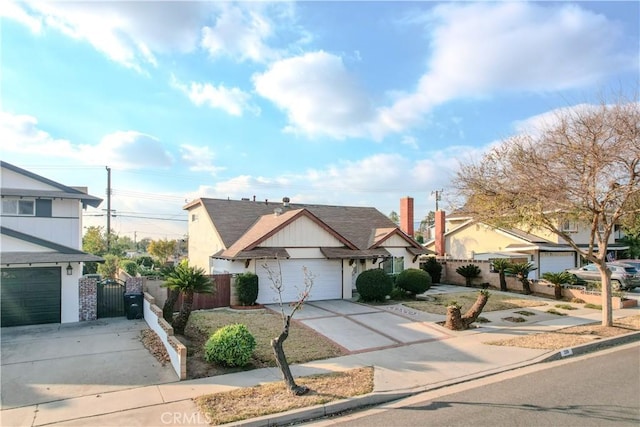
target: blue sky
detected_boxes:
[2,1,638,241]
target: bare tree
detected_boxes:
[455,94,640,326]
[262,259,313,396]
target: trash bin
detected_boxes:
[123,292,144,320]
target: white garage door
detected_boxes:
[539,252,575,276]
[257,259,342,304]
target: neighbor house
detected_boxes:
[1,161,103,327]
[424,210,629,279]
[185,196,429,303]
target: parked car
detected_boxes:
[613,259,640,271]
[565,263,640,290]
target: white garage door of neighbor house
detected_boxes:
[539,252,575,275]
[257,259,342,304]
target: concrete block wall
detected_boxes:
[143,292,187,379]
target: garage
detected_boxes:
[539,252,576,276]
[1,267,61,327]
[257,259,342,304]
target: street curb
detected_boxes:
[224,330,640,427]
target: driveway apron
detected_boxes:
[0,318,178,409]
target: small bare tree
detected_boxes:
[455,94,640,326]
[444,291,490,330]
[262,259,313,396]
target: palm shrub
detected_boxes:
[491,259,512,292]
[204,324,256,367]
[542,271,573,300]
[164,260,214,334]
[456,264,481,287]
[396,268,431,297]
[422,257,443,283]
[235,272,259,306]
[356,269,393,302]
[507,262,537,295]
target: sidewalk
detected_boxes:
[2,307,638,427]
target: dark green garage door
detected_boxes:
[1,267,61,327]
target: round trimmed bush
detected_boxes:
[396,268,431,296]
[203,324,256,367]
[422,257,442,283]
[235,272,259,306]
[356,269,393,302]
[120,259,138,276]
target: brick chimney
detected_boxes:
[400,197,414,237]
[435,210,446,256]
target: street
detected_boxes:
[303,343,640,427]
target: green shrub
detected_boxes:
[422,257,442,283]
[120,260,138,276]
[456,264,482,287]
[389,286,408,300]
[396,268,431,296]
[235,272,259,306]
[98,254,119,279]
[356,269,393,302]
[203,324,256,367]
[136,256,156,269]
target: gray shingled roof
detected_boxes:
[187,198,422,251]
[1,161,103,208]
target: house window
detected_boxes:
[561,220,578,232]
[381,257,405,274]
[1,198,35,216]
[191,214,198,222]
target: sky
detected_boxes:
[1,1,638,242]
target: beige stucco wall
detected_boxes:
[187,204,223,272]
[445,224,521,259]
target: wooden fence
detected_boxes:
[174,273,231,310]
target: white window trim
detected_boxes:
[1,198,35,216]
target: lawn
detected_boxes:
[183,308,347,379]
[402,291,549,315]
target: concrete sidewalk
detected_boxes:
[1,306,638,427]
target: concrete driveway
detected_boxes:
[1,317,178,410]
[268,297,453,353]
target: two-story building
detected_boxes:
[1,161,103,327]
[424,210,629,279]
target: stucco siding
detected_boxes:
[448,224,521,259]
[379,234,410,247]
[188,204,223,271]
[262,216,344,247]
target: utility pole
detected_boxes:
[432,189,444,211]
[106,166,111,251]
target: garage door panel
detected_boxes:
[1,267,61,327]
[539,252,575,275]
[257,259,341,304]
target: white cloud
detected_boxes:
[201,3,279,63]
[170,74,259,117]
[374,2,635,138]
[401,135,419,149]
[253,51,375,139]
[0,111,172,170]
[180,144,225,175]
[5,1,209,71]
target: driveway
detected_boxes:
[1,317,178,409]
[268,290,459,353]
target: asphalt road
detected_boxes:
[304,343,640,427]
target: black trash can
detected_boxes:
[123,292,144,320]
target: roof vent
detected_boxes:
[283,197,290,207]
[274,208,283,216]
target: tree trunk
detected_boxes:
[599,264,613,327]
[465,277,472,287]
[499,272,507,292]
[444,292,490,330]
[162,288,180,323]
[520,276,532,295]
[271,315,309,396]
[172,290,194,335]
[554,284,562,300]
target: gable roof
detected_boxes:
[1,226,104,265]
[1,161,103,208]
[185,198,428,257]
